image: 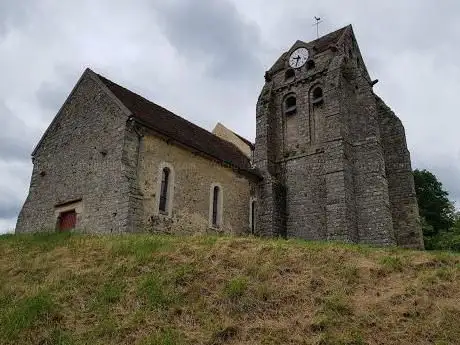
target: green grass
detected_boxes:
[0,291,56,341]
[138,273,181,309]
[0,232,459,344]
[379,255,405,272]
[223,276,248,299]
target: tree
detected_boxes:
[413,169,454,233]
[413,169,456,250]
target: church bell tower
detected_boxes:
[253,25,423,248]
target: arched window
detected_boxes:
[284,94,297,115]
[306,59,315,70]
[311,87,324,105]
[156,163,174,216]
[209,183,223,228]
[285,68,295,81]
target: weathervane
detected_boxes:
[313,16,323,38]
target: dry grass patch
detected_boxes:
[0,232,459,344]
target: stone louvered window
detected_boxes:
[311,87,324,105]
[284,94,297,115]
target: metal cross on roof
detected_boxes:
[313,16,323,38]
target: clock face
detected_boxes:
[289,47,309,68]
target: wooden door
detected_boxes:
[59,210,76,232]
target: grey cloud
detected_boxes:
[36,64,84,116]
[0,203,20,219]
[152,0,262,81]
[36,81,69,113]
[0,161,31,224]
[0,140,32,161]
[0,0,34,36]
[0,102,37,161]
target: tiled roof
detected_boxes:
[96,73,259,177]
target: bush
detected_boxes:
[431,230,460,252]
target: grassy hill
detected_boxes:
[0,233,459,345]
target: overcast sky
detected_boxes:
[1,0,459,233]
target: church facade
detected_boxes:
[16,25,424,248]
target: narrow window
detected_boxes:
[212,186,220,227]
[250,200,256,234]
[159,167,170,213]
[209,184,223,228]
[284,95,297,115]
[306,59,315,70]
[312,87,324,105]
[284,68,295,81]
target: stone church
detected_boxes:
[16,25,424,248]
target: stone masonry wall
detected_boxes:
[135,132,252,235]
[377,97,424,248]
[339,43,396,246]
[256,45,362,243]
[16,72,131,233]
[121,121,145,233]
[254,29,415,246]
[254,81,287,237]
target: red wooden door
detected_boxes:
[59,210,76,232]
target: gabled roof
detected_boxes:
[212,122,254,158]
[308,25,350,53]
[96,73,259,177]
[234,132,255,150]
[268,25,351,74]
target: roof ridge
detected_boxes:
[96,74,213,135]
[233,132,255,149]
[215,122,254,148]
[94,72,258,177]
[308,24,350,46]
[96,74,247,149]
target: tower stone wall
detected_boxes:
[254,25,423,248]
[377,97,424,248]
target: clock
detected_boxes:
[289,47,309,68]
